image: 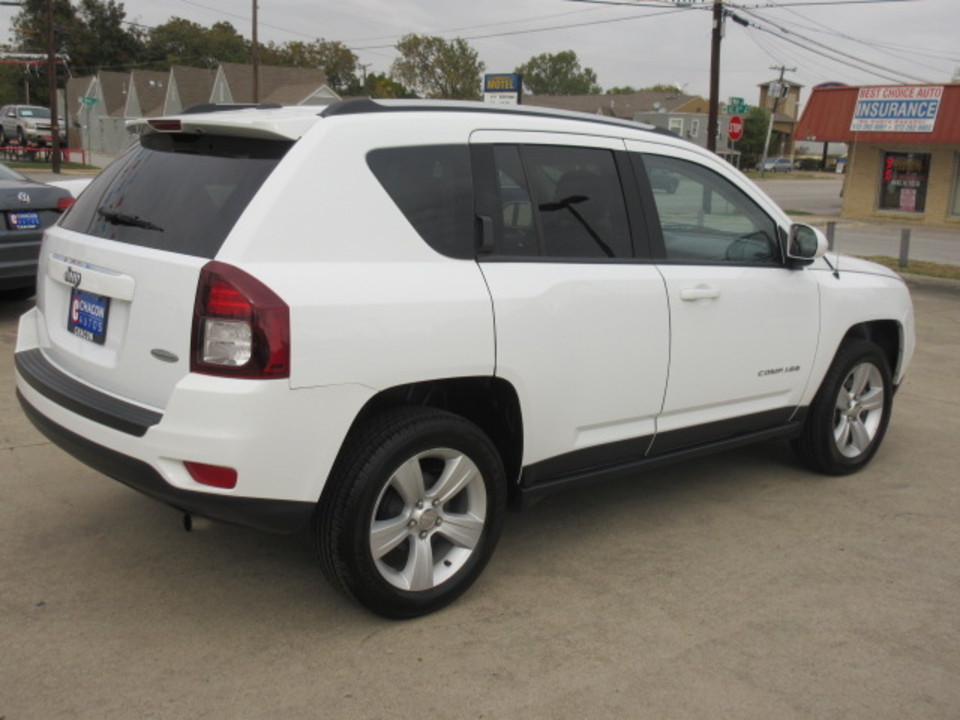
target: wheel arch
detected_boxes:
[839,319,903,383]
[332,376,524,502]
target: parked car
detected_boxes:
[759,156,794,173]
[15,100,915,618]
[46,177,93,198]
[649,166,680,193]
[0,105,66,147]
[0,162,73,299]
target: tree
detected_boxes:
[640,83,684,93]
[391,34,484,100]
[260,39,359,95]
[361,72,415,99]
[515,51,600,95]
[606,83,685,95]
[144,17,248,68]
[5,0,144,106]
[737,106,769,170]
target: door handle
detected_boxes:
[680,285,721,301]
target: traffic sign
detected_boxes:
[728,115,744,142]
[80,96,98,106]
[726,96,747,115]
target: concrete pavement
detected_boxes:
[1,284,958,719]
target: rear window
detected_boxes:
[367,145,475,259]
[61,134,292,258]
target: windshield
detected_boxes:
[19,107,50,119]
[61,133,292,258]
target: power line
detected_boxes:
[349,7,690,51]
[739,6,934,83]
[744,0,957,74]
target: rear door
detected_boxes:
[34,132,291,409]
[471,131,670,476]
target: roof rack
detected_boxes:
[319,98,679,139]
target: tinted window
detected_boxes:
[492,145,632,260]
[493,146,539,256]
[638,154,779,264]
[62,134,291,259]
[367,145,475,259]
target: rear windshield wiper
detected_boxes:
[97,207,164,232]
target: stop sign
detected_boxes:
[728,115,744,142]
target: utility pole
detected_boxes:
[251,0,259,102]
[706,0,723,153]
[46,0,60,173]
[759,64,795,178]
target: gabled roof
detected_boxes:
[524,92,705,118]
[96,71,130,117]
[218,62,330,104]
[795,84,960,144]
[130,70,168,117]
[65,76,95,111]
[170,65,217,112]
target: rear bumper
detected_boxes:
[17,389,315,534]
[14,306,376,533]
[0,236,41,289]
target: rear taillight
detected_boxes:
[148,119,183,132]
[56,196,75,212]
[191,261,290,379]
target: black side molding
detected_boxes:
[15,349,162,437]
[518,419,805,507]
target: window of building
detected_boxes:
[490,145,633,260]
[690,119,700,138]
[637,154,779,264]
[951,153,960,217]
[877,151,930,213]
[668,118,683,136]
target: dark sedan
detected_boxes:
[1,163,72,299]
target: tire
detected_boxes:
[316,407,507,618]
[17,127,26,145]
[792,339,893,475]
[0,128,7,146]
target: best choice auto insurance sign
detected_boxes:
[851,86,943,133]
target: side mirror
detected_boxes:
[783,223,828,265]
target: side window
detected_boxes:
[638,154,779,264]
[493,146,539,256]
[367,145,475,259]
[491,144,633,260]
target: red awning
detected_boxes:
[796,84,960,144]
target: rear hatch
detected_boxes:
[36,130,293,409]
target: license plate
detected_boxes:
[7,211,41,230]
[68,289,110,345]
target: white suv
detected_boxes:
[15,100,915,617]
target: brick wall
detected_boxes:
[843,142,960,226]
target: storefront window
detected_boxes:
[952,153,960,217]
[878,151,929,213]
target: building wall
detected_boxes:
[844,141,960,226]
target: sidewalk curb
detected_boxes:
[902,275,960,293]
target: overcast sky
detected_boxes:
[3,0,958,106]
